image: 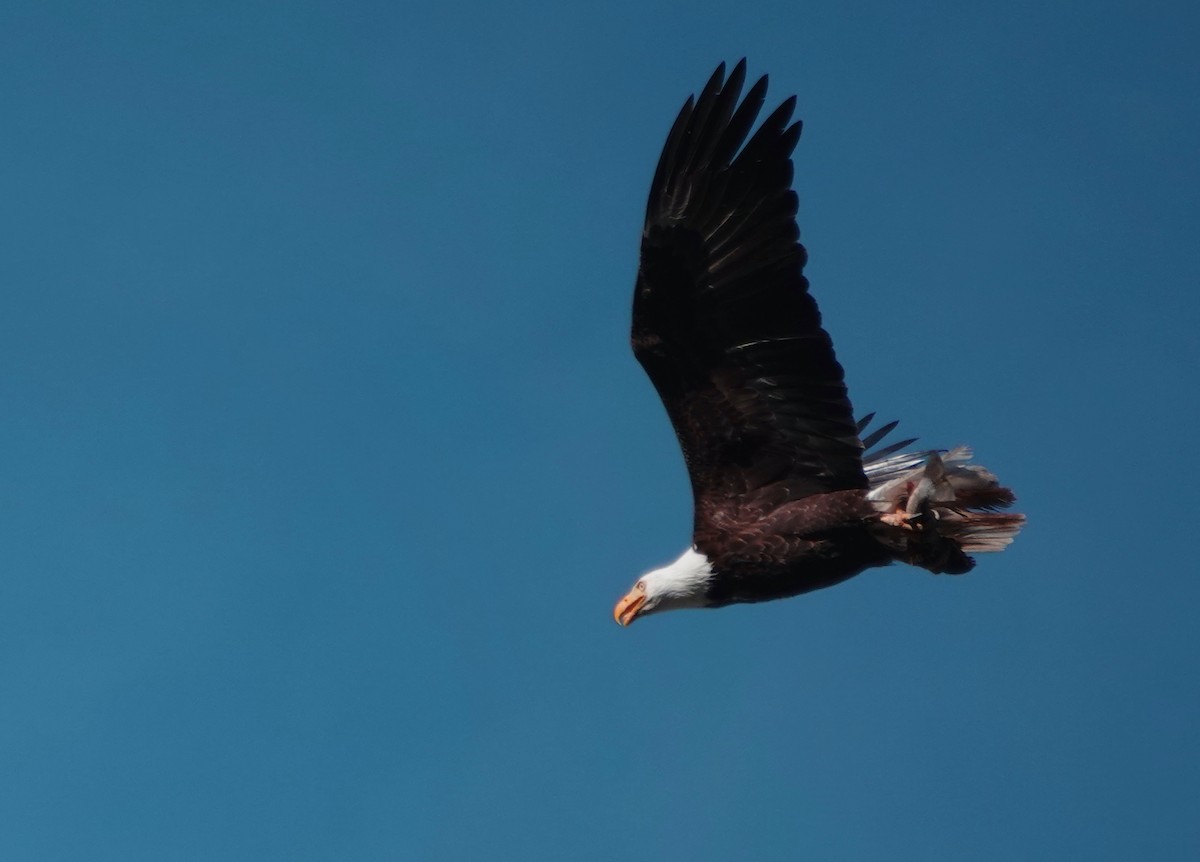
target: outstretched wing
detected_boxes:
[632,60,865,518]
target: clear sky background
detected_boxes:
[1,1,1197,859]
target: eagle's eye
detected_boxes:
[636,581,646,592]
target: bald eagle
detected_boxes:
[614,61,1024,626]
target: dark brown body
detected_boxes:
[696,489,893,606]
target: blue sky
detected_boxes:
[1,0,1198,859]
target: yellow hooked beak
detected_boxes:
[613,583,647,626]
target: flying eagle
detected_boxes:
[614,61,1024,626]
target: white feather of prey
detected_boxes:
[863,444,1023,553]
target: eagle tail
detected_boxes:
[863,440,1025,574]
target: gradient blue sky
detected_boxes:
[2,1,1197,859]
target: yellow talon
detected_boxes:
[880,510,916,530]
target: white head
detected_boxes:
[613,547,715,626]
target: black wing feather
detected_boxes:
[632,61,865,520]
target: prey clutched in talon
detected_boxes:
[880,509,917,529]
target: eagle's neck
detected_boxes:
[641,547,715,613]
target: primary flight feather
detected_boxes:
[614,61,1024,626]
